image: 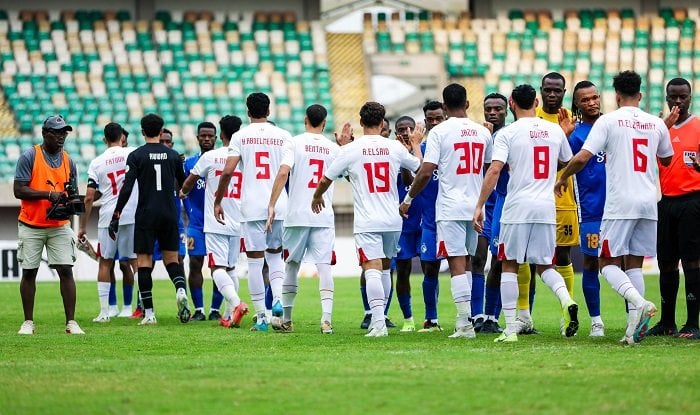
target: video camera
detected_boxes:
[46,181,86,220]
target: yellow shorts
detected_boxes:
[556,210,580,247]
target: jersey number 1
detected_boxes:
[363,162,390,193]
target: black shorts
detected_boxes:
[134,219,180,255]
[657,191,700,263]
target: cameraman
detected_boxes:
[14,115,84,335]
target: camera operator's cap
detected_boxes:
[42,115,73,131]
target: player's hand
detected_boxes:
[661,106,680,129]
[265,205,275,232]
[108,213,120,241]
[77,229,87,243]
[482,121,493,134]
[554,178,568,197]
[472,206,484,234]
[408,123,425,147]
[335,122,353,146]
[557,107,574,137]
[311,195,325,214]
[178,190,188,200]
[214,202,225,224]
[399,202,411,218]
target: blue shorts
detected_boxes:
[489,193,506,256]
[420,227,442,261]
[396,230,421,260]
[153,229,186,261]
[579,220,602,257]
[186,227,207,256]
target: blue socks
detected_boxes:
[123,283,133,306]
[422,275,439,321]
[191,287,204,309]
[471,273,485,316]
[484,284,501,318]
[529,288,536,313]
[398,293,412,319]
[384,287,393,315]
[265,284,273,310]
[210,284,224,311]
[582,268,601,317]
[360,285,370,313]
[108,282,117,306]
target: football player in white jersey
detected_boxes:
[312,101,422,337]
[78,122,138,322]
[556,71,674,344]
[214,93,291,331]
[474,84,579,343]
[265,104,340,333]
[400,84,492,338]
[180,115,248,328]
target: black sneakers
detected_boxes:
[646,322,678,336]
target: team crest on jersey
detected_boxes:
[595,152,605,163]
[421,243,427,253]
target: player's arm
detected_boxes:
[78,182,98,241]
[555,150,593,196]
[311,176,333,214]
[408,123,425,163]
[558,107,575,138]
[399,161,436,218]
[266,164,291,231]
[113,155,137,224]
[213,155,240,223]
[399,168,414,186]
[473,160,504,233]
[179,173,201,199]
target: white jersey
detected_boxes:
[493,117,572,224]
[281,132,339,228]
[87,146,138,227]
[325,135,420,233]
[228,122,291,222]
[424,117,493,221]
[582,106,673,220]
[191,147,242,235]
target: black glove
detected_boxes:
[108,213,120,240]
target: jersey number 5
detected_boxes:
[363,161,390,193]
[308,159,324,188]
[454,142,484,174]
[255,152,270,179]
[107,169,126,195]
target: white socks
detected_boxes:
[501,272,518,335]
[212,268,240,318]
[541,268,572,306]
[625,268,645,297]
[601,264,645,309]
[227,269,239,293]
[365,269,385,327]
[283,261,300,322]
[97,281,110,315]
[450,273,472,327]
[318,263,334,323]
[247,257,267,317]
[381,269,391,316]
[265,251,285,305]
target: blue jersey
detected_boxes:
[569,121,606,222]
[183,153,206,231]
[417,141,439,232]
[397,173,421,232]
[495,165,510,195]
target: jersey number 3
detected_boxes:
[308,159,324,188]
[453,142,484,174]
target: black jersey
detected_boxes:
[115,143,185,224]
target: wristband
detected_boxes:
[403,193,414,205]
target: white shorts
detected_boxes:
[436,220,478,257]
[241,220,283,252]
[97,224,136,260]
[283,226,334,264]
[205,232,240,268]
[498,223,555,265]
[354,231,400,264]
[599,218,656,258]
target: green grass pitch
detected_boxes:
[0,275,698,414]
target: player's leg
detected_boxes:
[419,227,441,331]
[241,221,269,330]
[276,227,306,331]
[157,221,190,323]
[437,220,475,338]
[265,220,286,318]
[382,261,395,327]
[470,234,488,331]
[579,221,604,336]
[108,266,118,317]
[186,227,207,320]
[649,196,680,335]
[94,228,117,322]
[495,223,531,342]
[359,270,371,328]
[395,230,417,331]
[482,255,503,333]
[116,224,136,317]
[515,263,534,333]
[357,232,393,336]
[555,210,579,297]
[308,227,335,333]
[676,195,700,338]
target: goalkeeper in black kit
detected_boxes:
[110,113,190,325]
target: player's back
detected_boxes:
[193,147,241,235]
[496,117,571,224]
[425,117,492,221]
[326,135,418,233]
[285,132,338,228]
[583,107,672,220]
[128,142,183,223]
[230,122,290,221]
[89,146,138,226]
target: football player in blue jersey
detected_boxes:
[416,101,447,332]
[182,122,223,321]
[558,80,606,336]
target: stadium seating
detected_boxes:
[0,9,331,182]
[363,7,700,116]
